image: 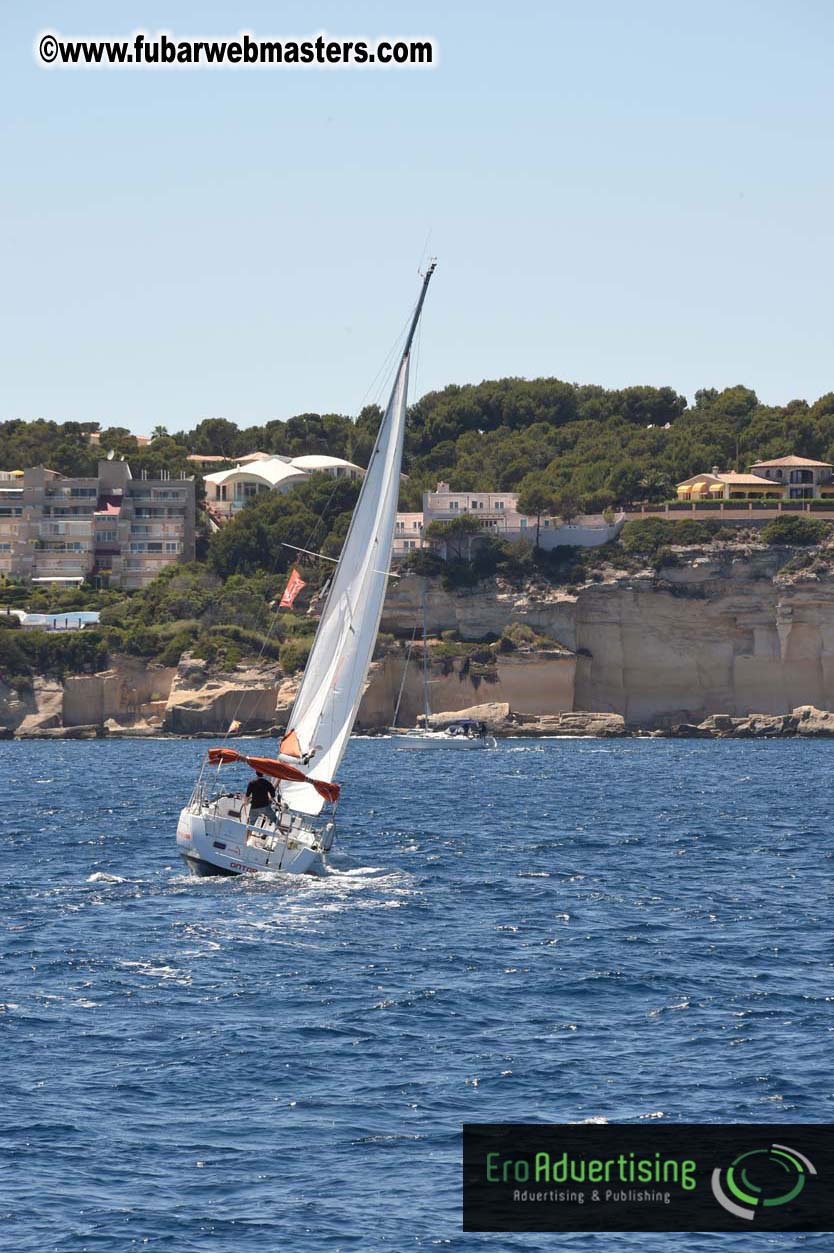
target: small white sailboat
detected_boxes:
[176,263,436,876]
[390,580,498,750]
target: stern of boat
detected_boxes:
[177,799,328,877]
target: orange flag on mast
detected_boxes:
[279,567,305,608]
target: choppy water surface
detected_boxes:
[1,736,832,1251]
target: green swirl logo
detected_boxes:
[711,1143,817,1221]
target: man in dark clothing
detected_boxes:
[246,771,277,827]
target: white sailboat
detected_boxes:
[176,263,436,876]
[390,580,498,750]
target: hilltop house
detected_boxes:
[393,481,624,555]
[676,457,834,502]
[203,453,364,519]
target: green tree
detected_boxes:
[760,515,831,546]
[552,487,583,525]
[517,472,553,548]
[424,514,484,560]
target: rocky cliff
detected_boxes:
[7,549,834,736]
[382,550,834,725]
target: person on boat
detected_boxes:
[246,772,277,827]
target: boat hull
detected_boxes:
[391,732,498,749]
[176,806,325,877]
[181,852,237,877]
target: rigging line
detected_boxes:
[299,472,349,557]
[356,268,430,415]
[391,612,421,729]
[416,227,433,278]
[356,309,413,414]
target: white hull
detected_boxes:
[391,730,498,750]
[176,795,329,877]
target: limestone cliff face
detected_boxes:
[573,552,834,723]
[162,657,282,734]
[382,556,834,725]
[0,657,175,736]
[382,577,579,647]
[355,652,575,729]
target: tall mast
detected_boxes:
[402,260,436,362]
[405,264,435,730]
[421,576,430,724]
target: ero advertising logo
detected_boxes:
[463,1124,834,1233]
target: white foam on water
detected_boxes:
[87,872,126,883]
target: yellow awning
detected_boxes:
[690,482,708,495]
[708,483,724,493]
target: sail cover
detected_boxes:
[206,747,339,804]
[280,354,410,814]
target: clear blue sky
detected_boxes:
[2,1,833,435]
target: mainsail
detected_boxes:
[280,263,435,814]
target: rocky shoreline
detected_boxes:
[7,702,834,741]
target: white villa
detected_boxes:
[204,453,363,518]
[393,481,624,555]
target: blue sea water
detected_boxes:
[1,735,833,1252]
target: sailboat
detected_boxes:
[176,263,436,876]
[390,579,498,750]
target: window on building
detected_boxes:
[449,501,458,511]
[495,500,504,510]
[165,542,179,553]
[235,482,260,500]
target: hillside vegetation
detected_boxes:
[5,379,834,515]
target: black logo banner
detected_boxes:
[463,1123,834,1232]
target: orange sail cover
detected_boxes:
[206,748,339,805]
